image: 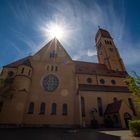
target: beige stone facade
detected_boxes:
[0,28,139,128]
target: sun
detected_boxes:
[48,24,64,39]
[41,22,66,40]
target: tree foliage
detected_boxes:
[125,72,140,109]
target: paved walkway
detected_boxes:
[0,128,120,140]
[0,128,139,140]
[100,130,140,140]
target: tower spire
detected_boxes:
[95,28,125,71]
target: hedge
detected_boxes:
[129,120,140,137]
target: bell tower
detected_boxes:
[95,28,125,71]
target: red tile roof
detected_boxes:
[74,60,127,77]
[4,56,32,68]
[104,100,122,114]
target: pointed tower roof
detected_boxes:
[95,28,112,42]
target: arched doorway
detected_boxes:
[124,112,132,128]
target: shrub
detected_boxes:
[129,120,140,137]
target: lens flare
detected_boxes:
[48,24,64,39]
[41,22,67,40]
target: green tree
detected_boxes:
[125,72,140,110]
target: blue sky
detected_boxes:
[0,0,140,74]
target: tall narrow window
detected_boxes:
[47,65,49,71]
[21,68,24,74]
[0,101,3,112]
[97,97,103,116]
[40,102,45,114]
[51,103,57,115]
[28,102,34,114]
[28,70,31,76]
[55,66,58,72]
[62,104,67,115]
[51,66,54,71]
[128,98,137,116]
[81,96,86,117]
[50,53,52,58]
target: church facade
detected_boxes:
[0,28,139,128]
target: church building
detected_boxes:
[0,28,139,128]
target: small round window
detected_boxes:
[43,74,59,92]
[100,79,105,84]
[111,80,116,85]
[87,78,92,83]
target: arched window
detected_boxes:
[111,79,116,85]
[40,102,45,114]
[21,68,24,74]
[81,96,86,117]
[28,102,34,114]
[0,101,3,112]
[128,98,137,116]
[113,97,117,102]
[5,71,14,84]
[7,71,14,78]
[97,97,103,116]
[51,103,57,115]
[62,104,68,115]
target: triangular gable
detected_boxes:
[33,38,72,63]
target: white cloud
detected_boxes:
[73,49,97,61]
[87,49,97,57]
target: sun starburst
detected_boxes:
[40,22,68,40]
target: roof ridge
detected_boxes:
[4,56,31,68]
[74,60,105,65]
